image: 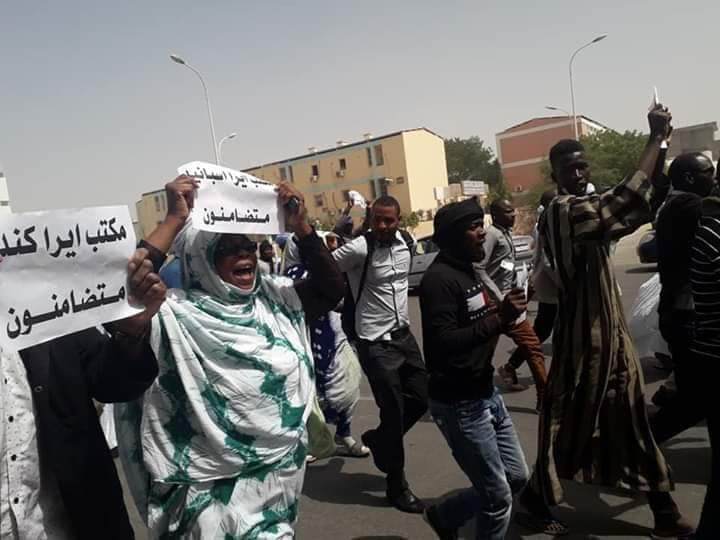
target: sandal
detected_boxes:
[514,511,569,536]
[335,440,370,458]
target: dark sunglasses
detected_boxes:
[214,240,258,258]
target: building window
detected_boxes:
[369,180,377,200]
[379,178,389,196]
[0,201,9,207]
[161,196,166,212]
[314,194,324,208]
[374,144,384,166]
[279,167,287,182]
[288,165,294,182]
[342,189,350,202]
[366,147,373,166]
[339,158,347,171]
[311,164,319,177]
[154,195,161,213]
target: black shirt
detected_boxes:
[419,251,503,403]
[656,192,702,313]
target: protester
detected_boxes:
[332,195,428,514]
[258,238,280,274]
[283,231,369,460]
[419,197,529,540]
[117,176,344,538]
[0,246,166,539]
[334,199,357,243]
[688,193,720,538]
[505,189,560,382]
[517,105,694,538]
[476,198,547,407]
[650,153,716,444]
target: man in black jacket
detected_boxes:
[651,152,717,444]
[1,245,166,539]
[419,198,528,540]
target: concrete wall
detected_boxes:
[667,123,719,160]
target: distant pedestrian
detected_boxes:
[420,197,529,540]
[258,239,280,274]
[283,231,369,460]
[476,198,547,409]
[332,195,429,514]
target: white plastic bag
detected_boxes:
[628,273,668,358]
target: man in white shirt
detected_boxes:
[332,195,428,514]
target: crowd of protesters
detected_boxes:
[1,102,717,540]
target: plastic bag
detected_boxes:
[628,273,668,358]
[306,397,336,460]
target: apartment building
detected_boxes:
[496,115,606,192]
[245,127,448,225]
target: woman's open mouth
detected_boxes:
[232,262,256,288]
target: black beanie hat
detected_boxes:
[433,197,484,249]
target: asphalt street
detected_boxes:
[120,226,710,539]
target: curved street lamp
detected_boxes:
[170,54,220,164]
[218,132,237,165]
[545,105,571,117]
[569,34,607,139]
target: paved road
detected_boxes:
[121,226,710,539]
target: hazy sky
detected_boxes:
[2,1,718,216]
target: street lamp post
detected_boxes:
[170,54,220,164]
[569,34,607,140]
[218,132,237,165]
[545,105,571,117]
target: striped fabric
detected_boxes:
[532,171,673,505]
[690,203,720,360]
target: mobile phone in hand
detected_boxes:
[285,196,300,215]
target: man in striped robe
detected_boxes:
[518,106,694,538]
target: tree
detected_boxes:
[400,211,420,232]
[445,137,503,190]
[580,130,647,190]
[488,176,511,203]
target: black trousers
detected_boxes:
[356,331,428,480]
[650,309,705,444]
[508,301,557,369]
[698,399,719,538]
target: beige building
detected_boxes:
[134,128,448,238]
[135,188,167,238]
[245,127,448,227]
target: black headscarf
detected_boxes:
[433,198,484,253]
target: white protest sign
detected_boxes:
[0,206,141,351]
[177,161,285,235]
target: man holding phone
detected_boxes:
[419,197,529,539]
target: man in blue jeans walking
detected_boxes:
[419,197,529,539]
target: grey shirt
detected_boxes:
[474,223,515,302]
[333,232,411,341]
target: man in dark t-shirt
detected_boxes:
[651,152,717,445]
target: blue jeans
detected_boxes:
[430,390,528,540]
